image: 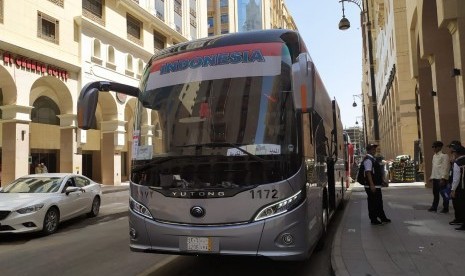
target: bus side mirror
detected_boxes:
[292,53,314,113]
[77,81,140,130]
[78,82,100,130]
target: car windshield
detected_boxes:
[2,177,63,193]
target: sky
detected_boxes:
[284,0,364,128]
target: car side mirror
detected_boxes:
[65,186,80,195]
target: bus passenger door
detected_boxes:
[326,157,336,214]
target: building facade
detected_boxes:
[361,0,465,183]
[207,0,296,36]
[0,0,207,186]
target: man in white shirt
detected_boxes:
[428,141,450,213]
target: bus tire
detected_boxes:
[316,205,328,251]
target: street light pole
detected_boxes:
[352,94,368,145]
[352,94,362,107]
[338,0,380,142]
[355,116,364,154]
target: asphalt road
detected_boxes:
[0,190,344,276]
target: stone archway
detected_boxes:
[123,98,137,182]
[30,76,75,175]
[407,0,460,186]
[0,65,20,186]
[96,92,122,185]
[420,0,459,143]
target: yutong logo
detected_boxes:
[190,206,205,218]
[171,191,226,198]
[156,189,241,198]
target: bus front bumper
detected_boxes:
[129,202,315,261]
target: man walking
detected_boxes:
[429,141,450,213]
[362,143,391,225]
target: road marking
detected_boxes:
[137,255,179,276]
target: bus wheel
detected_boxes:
[316,205,328,251]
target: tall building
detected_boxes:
[361,0,418,160]
[0,0,207,186]
[360,0,465,183]
[345,126,365,157]
[207,0,296,37]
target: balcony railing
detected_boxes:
[174,4,182,16]
[190,8,196,17]
[156,11,164,20]
[190,18,197,28]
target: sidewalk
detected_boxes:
[331,182,465,276]
[100,181,129,194]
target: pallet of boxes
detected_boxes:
[391,155,415,183]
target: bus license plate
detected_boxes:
[186,237,212,252]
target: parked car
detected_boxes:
[0,173,102,235]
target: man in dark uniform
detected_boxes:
[448,140,462,225]
[450,144,465,231]
[363,143,391,225]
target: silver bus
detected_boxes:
[77,29,348,261]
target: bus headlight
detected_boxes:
[129,197,153,219]
[254,190,303,221]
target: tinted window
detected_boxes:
[75,176,90,188]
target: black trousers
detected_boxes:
[453,186,465,222]
[364,187,388,222]
[431,179,449,210]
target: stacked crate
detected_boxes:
[391,155,415,182]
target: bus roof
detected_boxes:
[150,29,306,64]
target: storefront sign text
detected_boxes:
[2,52,69,81]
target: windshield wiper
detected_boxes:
[176,142,268,162]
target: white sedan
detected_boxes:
[0,173,102,235]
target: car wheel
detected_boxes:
[87,196,100,218]
[42,207,59,235]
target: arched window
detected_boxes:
[126,54,133,72]
[138,59,144,75]
[31,96,60,125]
[92,39,101,58]
[108,46,115,64]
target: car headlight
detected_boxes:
[16,204,45,214]
[129,197,153,219]
[254,190,303,221]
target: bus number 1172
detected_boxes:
[250,189,278,199]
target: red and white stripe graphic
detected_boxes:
[146,42,283,90]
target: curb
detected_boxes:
[331,186,353,276]
[101,184,129,194]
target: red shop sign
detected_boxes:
[2,51,69,81]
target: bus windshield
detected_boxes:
[131,43,300,190]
